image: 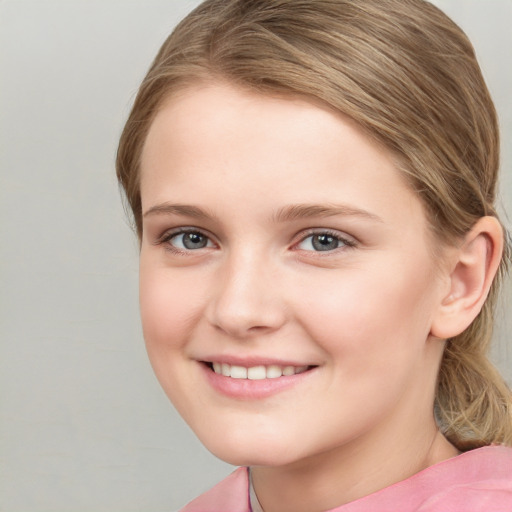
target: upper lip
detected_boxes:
[196,355,318,367]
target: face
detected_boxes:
[139,82,448,467]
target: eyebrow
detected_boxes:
[143,203,217,221]
[143,202,382,224]
[273,203,383,223]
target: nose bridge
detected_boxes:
[207,246,285,337]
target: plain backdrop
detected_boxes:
[0,1,510,511]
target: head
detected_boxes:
[117,0,511,451]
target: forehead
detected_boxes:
[140,82,426,231]
[143,82,349,160]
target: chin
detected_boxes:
[209,445,299,468]
[196,427,302,467]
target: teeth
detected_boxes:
[266,365,283,379]
[247,366,266,380]
[282,366,295,376]
[230,365,248,379]
[211,363,311,379]
[221,363,231,377]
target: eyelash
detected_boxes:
[155,227,357,255]
[156,228,216,255]
[294,229,357,254]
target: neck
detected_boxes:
[250,415,459,512]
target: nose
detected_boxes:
[206,250,287,339]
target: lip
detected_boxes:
[197,354,316,367]
[198,360,318,400]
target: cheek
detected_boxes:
[138,265,209,413]
[138,265,206,353]
[294,256,439,365]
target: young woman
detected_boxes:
[116,1,512,510]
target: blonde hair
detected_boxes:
[117,0,512,450]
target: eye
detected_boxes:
[167,230,214,251]
[296,232,354,252]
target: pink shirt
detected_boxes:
[180,446,512,511]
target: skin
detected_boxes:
[139,82,463,511]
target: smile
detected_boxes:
[199,359,319,399]
[210,362,311,380]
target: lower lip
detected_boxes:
[200,363,316,400]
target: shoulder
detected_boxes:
[415,445,512,511]
[177,448,512,512]
[337,446,512,512]
[179,467,250,512]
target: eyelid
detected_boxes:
[292,228,357,252]
[155,226,218,252]
[152,226,356,255]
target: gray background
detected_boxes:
[0,1,510,511]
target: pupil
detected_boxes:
[183,232,207,249]
[312,234,338,251]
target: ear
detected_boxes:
[430,216,504,339]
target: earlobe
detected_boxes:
[430,216,504,340]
